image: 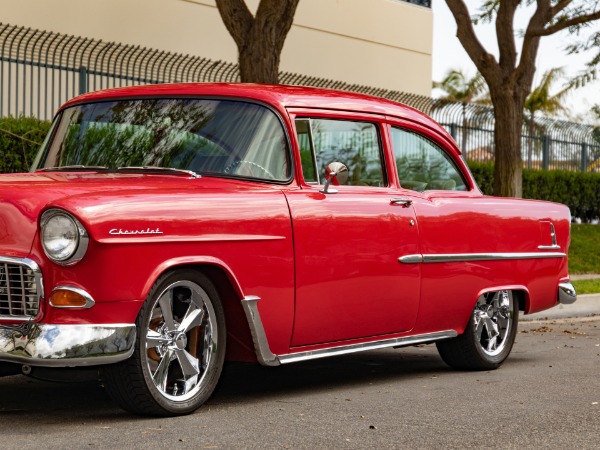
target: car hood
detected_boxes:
[0,172,279,257]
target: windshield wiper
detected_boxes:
[37,165,110,172]
[116,166,201,178]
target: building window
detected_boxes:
[400,0,431,8]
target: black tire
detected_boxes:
[102,270,226,416]
[436,290,518,371]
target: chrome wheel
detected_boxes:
[144,280,217,402]
[436,289,518,371]
[102,271,225,416]
[472,291,513,357]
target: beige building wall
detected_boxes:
[1,0,432,95]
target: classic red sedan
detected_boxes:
[0,83,576,415]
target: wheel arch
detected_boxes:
[142,257,257,363]
[475,285,530,312]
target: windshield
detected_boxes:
[33,98,291,181]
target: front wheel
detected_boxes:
[102,270,226,416]
[436,290,518,370]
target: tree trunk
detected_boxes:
[216,0,299,85]
[238,29,282,83]
[492,93,524,198]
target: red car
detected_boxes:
[0,84,576,416]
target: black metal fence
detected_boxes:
[431,102,600,173]
[1,22,599,172]
[0,23,431,120]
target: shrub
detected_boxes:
[467,161,600,222]
[0,116,51,173]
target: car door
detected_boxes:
[388,123,568,332]
[285,112,421,347]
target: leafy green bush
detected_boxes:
[0,116,51,173]
[467,161,600,221]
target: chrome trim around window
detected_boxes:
[558,281,577,304]
[49,285,95,309]
[0,323,136,367]
[398,252,566,264]
[241,295,457,367]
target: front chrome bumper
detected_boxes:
[0,322,136,367]
[558,281,577,305]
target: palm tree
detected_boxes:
[524,68,572,168]
[433,69,489,151]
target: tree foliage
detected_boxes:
[524,67,573,167]
[216,0,300,84]
[433,69,490,150]
[444,0,600,198]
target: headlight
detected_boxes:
[40,209,89,265]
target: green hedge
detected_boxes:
[0,116,51,173]
[468,161,600,222]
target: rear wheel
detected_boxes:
[102,270,225,416]
[436,290,518,370]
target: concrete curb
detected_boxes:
[521,293,600,321]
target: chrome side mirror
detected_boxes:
[320,162,348,194]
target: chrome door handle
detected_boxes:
[390,198,413,207]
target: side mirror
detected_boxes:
[320,162,349,194]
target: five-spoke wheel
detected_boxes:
[102,270,225,416]
[436,290,518,370]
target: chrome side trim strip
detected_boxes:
[399,252,566,264]
[0,323,136,367]
[538,222,560,251]
[278,330,457,365]
[49,285,95,309]
[558,281,577,304]
[398,254,423,264]
[241,296,457,367]
[538,245,561,250]
[240,296,279,366]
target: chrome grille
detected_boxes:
[0,258,41,320]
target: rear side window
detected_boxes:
[295,118,385,187]
[391,127,467,191]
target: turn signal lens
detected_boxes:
[50,288,93,308]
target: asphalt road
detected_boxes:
[1,317,599,449]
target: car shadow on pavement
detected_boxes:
[0,344,534,419]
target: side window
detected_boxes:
[295,119,318,183]
[391,127,467,192]
[295,118,385,187]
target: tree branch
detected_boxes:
[253,0,300,55]
[516,1,552,87]
[550,0,574,18]
[215,0,254,50]
[541,10,600,36]
[444,0,499,82]
[495,0,519,73]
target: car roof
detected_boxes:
[60,83,458,153]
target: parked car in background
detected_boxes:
[0,84,576,416]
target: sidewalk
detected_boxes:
[521,293,600,321]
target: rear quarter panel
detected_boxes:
[410,192,570,335]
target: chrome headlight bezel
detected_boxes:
[40,209,89,265]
